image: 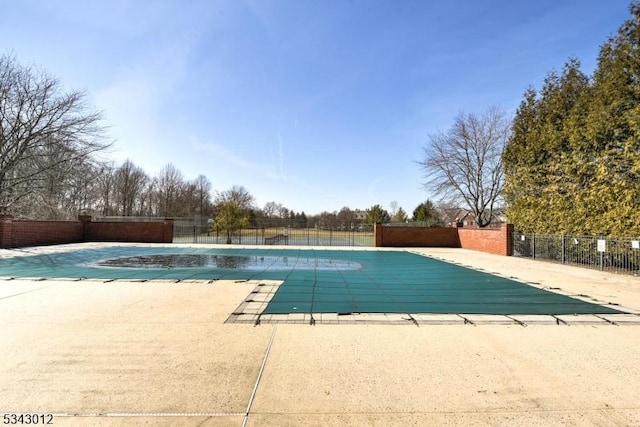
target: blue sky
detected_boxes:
[0,0,631,215]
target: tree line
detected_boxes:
[420,2,640,236]
[502,2,640,236]
[6,3,638,236]
[0,52,447,226]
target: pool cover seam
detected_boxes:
[308,253,319,317]
[358,268,405,314]
[333,262,360,315]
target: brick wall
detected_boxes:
[0,216,174,248]
[375,225,460,247]
[0,216,13,248]
[457,223,513,256]
[85,221,173,243]
[11,221,84,248]
[375,223,514,256]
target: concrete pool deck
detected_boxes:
[1,243,640,426]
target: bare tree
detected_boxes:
[318,211,338,229]
[155,163,185,217]
[215,185,255,212]
[192,174,212,217]
[41,156,101,219]
[263,201,281,218]
[140,178,158,216]
[0,54,109,214]
[419,107,509,227]
[389,201,399,217]
[113,159,148,216]
[336,206,354,223]
[95,162,116,216]
[68,159,104,216]
[277,205,289,219]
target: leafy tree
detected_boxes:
[0,54,109,214]
[419,107,509,227]
[364,204,390,224]
[412,200,442,224]
[212,186,255,243]
[213,201,249,244]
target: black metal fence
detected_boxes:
[173,219,374,247]
[513,232,640,275]
[94,216,169,222]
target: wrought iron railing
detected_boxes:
[512,232,640,275]
[173,220,374,247]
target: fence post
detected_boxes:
[561,235,565,264]
[600,250,603,270]
[532,233,536,260]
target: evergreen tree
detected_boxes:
[392,207,408,223]
[364,204,390,224]
[503,60,590,233]
[412,200,442,224]
[503,2,640,236]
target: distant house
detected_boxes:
[352,209,366,221]
[437,207,505,228]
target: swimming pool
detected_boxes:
[0,246,623,315]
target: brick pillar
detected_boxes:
[78,214,93,242]
[0,215,13,248]
[164,219,174,243]
[502,223,514,256]
[374,222,383,247]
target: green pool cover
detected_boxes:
[0,246,623,315]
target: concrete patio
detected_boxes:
[1,245,639,426]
